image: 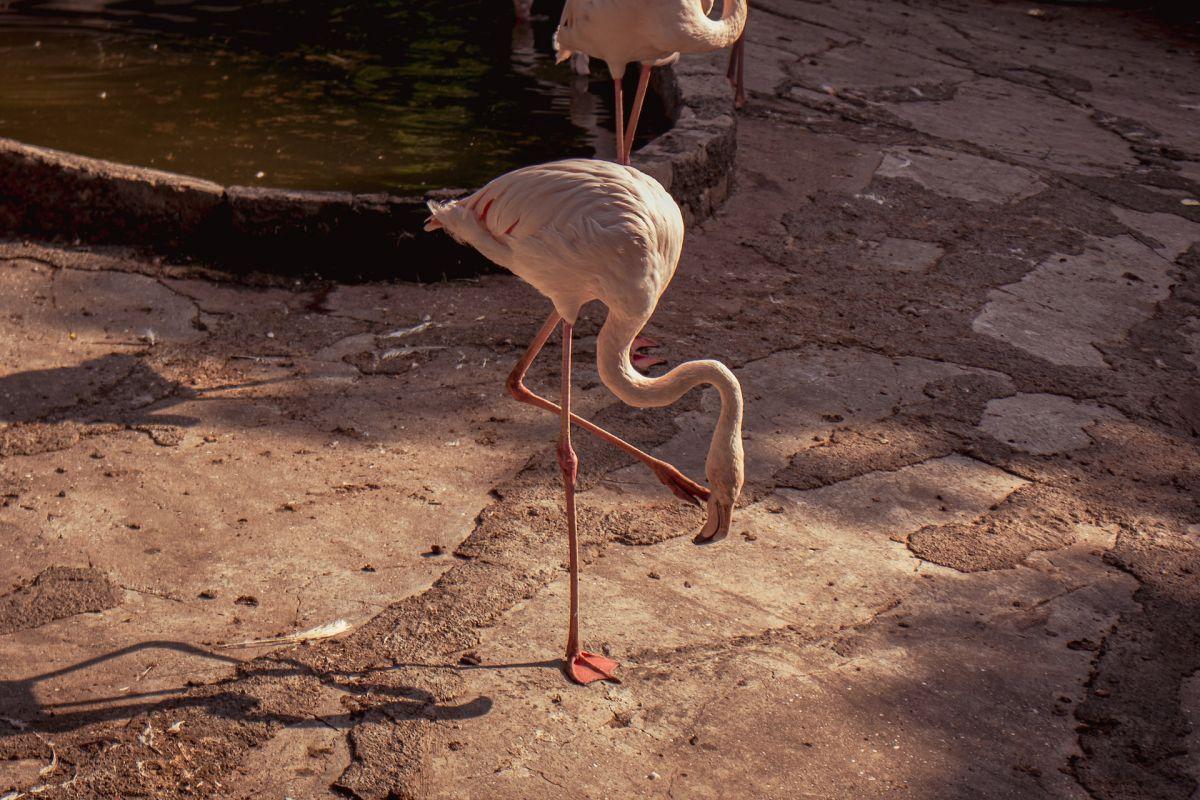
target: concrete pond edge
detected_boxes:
[0,52,736,281]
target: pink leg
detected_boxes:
[622,63,652,163]
[558,321,619,685]
[727,31,747,109]
[613,77,627,166]
[506,312,709,506]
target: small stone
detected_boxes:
[429,544,445,556]
[688,735,699,746]
[741,531,757,542]
[683,580,692,588]
[234,595,259,607]
[610,711,634,728]
[648,571,661,580]
[448,741,465,751]
[647,772,660,781]
[361,564,376,572]
[459,651,482,666]
[198,590,217,600]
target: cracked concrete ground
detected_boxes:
[1,1,1199,798]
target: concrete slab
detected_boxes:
[972,235,1177,368]
[417,482,1137,800]
[979,393,1125,455]
[861,237,944,273]
[886,79,1137,177]
[876,147,1047,204]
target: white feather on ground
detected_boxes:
[216,619,352,649]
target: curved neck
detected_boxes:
[684,0,748,52]
[595,309,743,474]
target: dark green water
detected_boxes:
[0,1,661,193]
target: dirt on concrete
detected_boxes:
[0,567,122,635]
[1,1,1199,799]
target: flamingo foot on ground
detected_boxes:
[631,334,666,372]
[568,652,621,684]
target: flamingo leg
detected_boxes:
[558,321,620,685]
[622,63,652,163]
[506,312,710,506]
[613,77,627,166]
[727,30,747,109]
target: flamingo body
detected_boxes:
[427,159,682,326]
[427,160,745,682]
[555,0,738,79]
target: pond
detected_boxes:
[0,0,665,194]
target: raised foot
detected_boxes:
[651,462,710,507]
[567,651,621,685]
[631,335,666,373]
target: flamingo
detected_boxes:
[425,159,745,684]
[555,0,748,165]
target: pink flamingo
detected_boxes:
[555,0,748,165]
[426,159,745,684]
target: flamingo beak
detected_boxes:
[693,495,731,544]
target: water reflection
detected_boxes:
[0,0,664,192]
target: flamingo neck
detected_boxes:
[595,310,743,487]
[684,0,748,53]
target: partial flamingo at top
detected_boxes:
[554,0,749,164]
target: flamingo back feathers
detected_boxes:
[426,159,683,322]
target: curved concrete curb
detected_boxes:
[0,138,479,281]
[0,54,735,280]
[639,51,738,227]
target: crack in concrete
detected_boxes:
[630,598,904,671]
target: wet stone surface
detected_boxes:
[1,1,1200,799]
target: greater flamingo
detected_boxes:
[425,159,745,684]
[555,0,748,165]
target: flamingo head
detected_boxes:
[694,438,744,544]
